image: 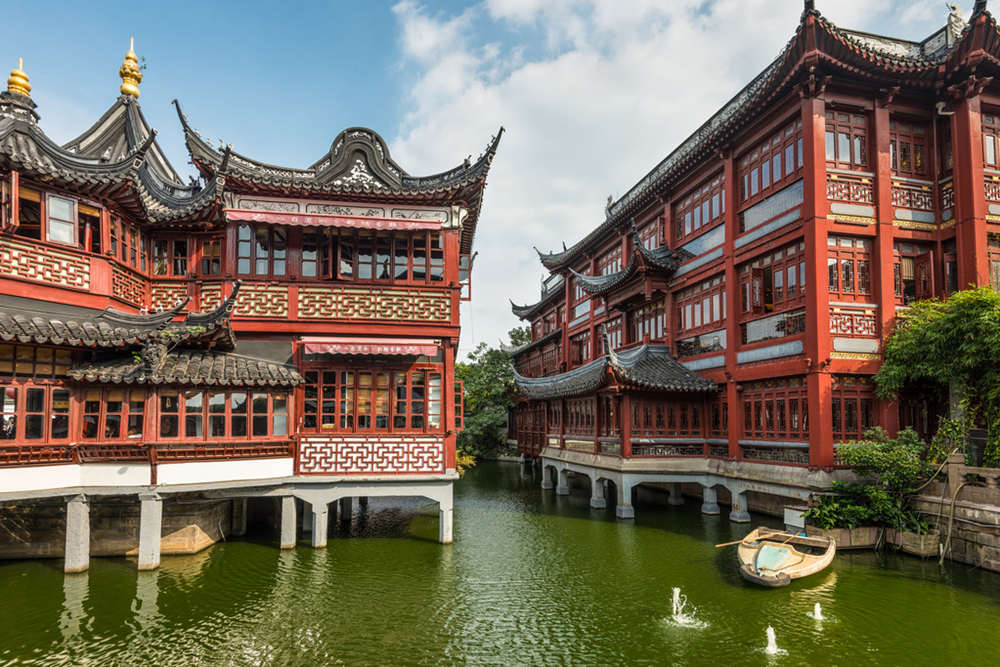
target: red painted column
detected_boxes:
[443,339,457,470]
[621,393,632,458]
[801,95,834,469]
[722,150,742,460]
[952,94,990,289]
[872,105,900,435]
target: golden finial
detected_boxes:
[7,58,30,97]
[119,36,142,98]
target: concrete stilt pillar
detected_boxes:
[359,496,369,509]
[311,504,328,548]
[541,466,554,490]
[589,478,607,509]
[439,484,454,544]
[667,483,685,506]
[556,468,570,495]
[300,501,312,533]
[279,496,297,549]
[700,486,721,515]
[615,483,635,520]
[231,498,247,537]
[339,497,353,522]
[137,494,163,571]
[64,494,90,574]
[729,488,751,523]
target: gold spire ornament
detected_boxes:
[7,58,30,97]
[119,36,142,98]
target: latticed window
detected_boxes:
[827,236,872,300]
[152,238,190,277]
[237,224,286,277]
[676,274,726,336]
[831,375,875,443]
[565,397,594,435]
[569,331,591,366]
[890,118,927,177]
[989,234,1000,291]
[0,345,72,378]
[200,238,222,275]
[739,118,802,205]
[741,377,809,441]
[156,389,288,440]
[597,244,622,276]
[630,397,701,438]
[739,241,806,315]
[983,113,1000,167]
[630,298,665,343]
[302,368,442,433]
[674,173,725,242]
[0,384,70,442]
[825,111,868,170]
[82,389,146,440]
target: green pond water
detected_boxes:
[0,461,998,665]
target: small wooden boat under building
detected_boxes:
[731,527,836,588]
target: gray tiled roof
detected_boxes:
[69,349,303,387]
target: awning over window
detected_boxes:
[225,209,442,231]
[301,337,440,356]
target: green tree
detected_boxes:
[455,327,529,463]
[875,287,1000,466]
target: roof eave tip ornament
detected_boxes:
[7,57,31,98]
[975,0,988,15]
[119,36,143,99]
[802,0,817,19]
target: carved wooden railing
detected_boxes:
[0,440,294,468]
[826,171,874,207]
[740,444,809,466]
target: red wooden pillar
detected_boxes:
[593,395,600,455]
[443,338,457,470]
[621,393,632,458]
[562,271,571,370]
[721,149,742,460]
[951,93,990,289]
[872,104,899,435]
[801,94,834,468]
[10,170,19,227]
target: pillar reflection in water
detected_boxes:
[60,570,89,646]
[134,570,161,631]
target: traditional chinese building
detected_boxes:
[0,40,499,571]
[510,1,1000,521]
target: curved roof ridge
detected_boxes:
[513,356,609,399]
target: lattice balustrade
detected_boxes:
[203,283,288,317]
[709,444,729,458]
[986,178,1000,203]
[150,282,187,312]
[155,441,293,461]
[631,443,705,457]
[112,265,147,306]
[890,181,933,211]
[298,287,451,322]
[940,181,955,210]
[0,238,89,290]
[829,306,878,337]
[0,444,73,467]
[298,436,446,474]
[740,445,809,465]
[826,173,873,204]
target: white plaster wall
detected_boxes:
[0,463,152,493]
[156,457,294,486]
[78,463,151,487]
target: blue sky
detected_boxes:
[4,0,957,356]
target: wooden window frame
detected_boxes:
[889,117,929,177]
[81,388,147,442]
[827,235,873,301]
[738,241,806,317]
[0,382,72,444]
[738,118,803,207]
[629,298,665,344]
[152,237,191,278]
[673,173,725,244]
[741,377,809,441]
[676,274,727,338]
[155,388,289,442]
[831,375,875,443]
[824,110,869,171]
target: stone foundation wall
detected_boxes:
[913,481,1000,573]
[0,495,234,560]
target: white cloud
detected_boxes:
[389,0,955,358]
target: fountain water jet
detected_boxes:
[808,602,825,621]
[764,626,784,655]
[666,587,706,628]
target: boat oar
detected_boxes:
[714,532,782,548]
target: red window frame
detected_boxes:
[989,233,1000,291]
[739,241,806,316]
[630,298,665,343]
[890,118,929,177]
[597,243,623,276]
[741,377,809,441]
[0,382,71,443]
[564,397,594,436]
[827,235,873,301]
[454,380,464,431]
[825,111,869,171]
[630,397,702,438]
[152,237,191,277]
[301,366,444,434]
[831,375,875,443]
[739,118,803,206]
[155,388,289,441]
[199,236,223,276]
[81,388,147,441]
[676,274,726,337]
[674,173,725,243]
[236,224,287,278]
[983,113,1000,168]
[569,331,591,366]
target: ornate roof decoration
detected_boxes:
[565,223,687,298]
[510,282,564,320]
[69,349,304,387]
[0,281,241,351]
[173,100,502,252]
[513,341,715,399]
[535,1,998,272]
[118,37,142,99]
[7,58,30,98]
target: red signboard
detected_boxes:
[225,209,441,231]
[301,337,439,356]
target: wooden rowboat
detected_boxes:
[735,526,836,588]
